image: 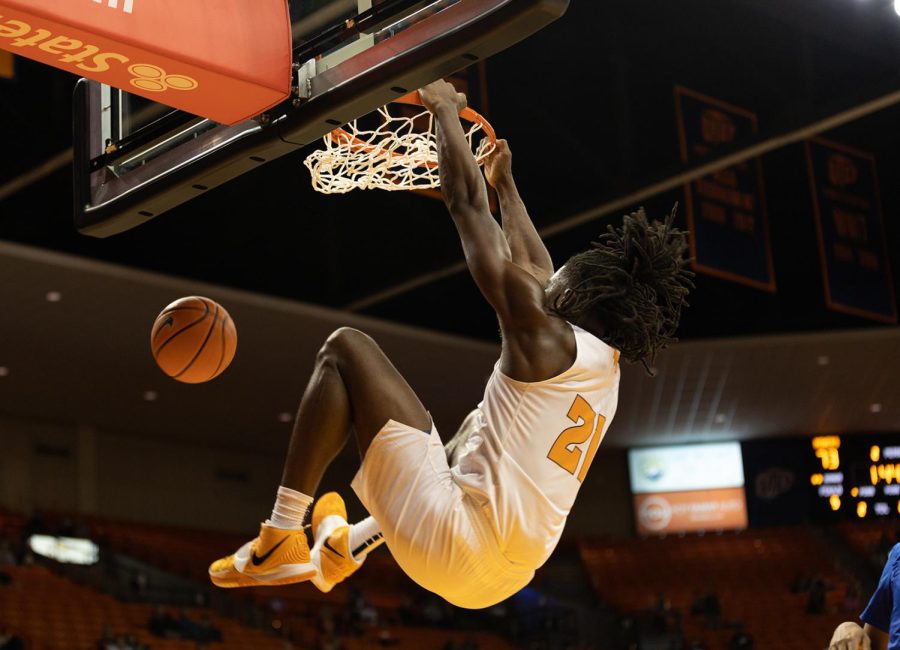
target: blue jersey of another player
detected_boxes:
[861,543,900,650]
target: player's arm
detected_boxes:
[484,140,555,285]
[865,624,888,650]
[419,81,516,313]
[420,81,574,381]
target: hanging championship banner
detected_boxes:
[806,138,897,323]
[674,86,775,291]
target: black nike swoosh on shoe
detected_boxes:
[251,536,288,566]
[323,538,344,559]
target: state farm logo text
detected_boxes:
[93,0,135,15]
[0,17,198,92]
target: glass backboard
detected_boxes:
[73,0,569,237]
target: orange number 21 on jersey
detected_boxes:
[547,395,606,482]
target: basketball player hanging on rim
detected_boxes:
[209,80,694,608]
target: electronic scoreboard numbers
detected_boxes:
[810,434,900,520]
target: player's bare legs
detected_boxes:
[209,326,429,589]
[281,326,431,495]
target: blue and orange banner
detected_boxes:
[806,138,897,323]
[674,86,775,291]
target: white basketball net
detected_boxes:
[303,103,495,194]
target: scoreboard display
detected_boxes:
[809,434,900,520]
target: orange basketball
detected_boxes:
[150,296,237,384]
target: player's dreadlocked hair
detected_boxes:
[558,205,694,374]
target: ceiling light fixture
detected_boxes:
[143,390,158,402]
[45,291,62,302]
[817,355,830,366]
[870,403,883,414]
[0,367,8,377]
[278,412,293,423]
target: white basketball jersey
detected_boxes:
[451,323,620,569]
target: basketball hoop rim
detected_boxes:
[327,90,497,163]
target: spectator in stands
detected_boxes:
[189,611,217,644]
[98,632,130,650]
[195,613,222,644]
[58,516,76,537]
[375,623,398,647]
[0,542,15,566]
[317,606,336,636]
[346,587,378,631]
[790,570,812,594]
[653,591,677,633]
[397,595,418,625]
[729,630,754,649]
[130,570,148,598]
[178,609,200,640]
[318,631,344,650]
[21,512,45,540]
[193,590,208,607]
[148,606,179,638]
[808,576,830,615]
[96,626,115,650]
[125,634,148,650]
[423,596,447,626]
[619,615,640,650]
[0,626,24,650]
[691,589,722,629]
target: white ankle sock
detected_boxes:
[266,486,313,530]
[348,517,384,560]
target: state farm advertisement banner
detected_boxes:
[0,0,292,124]
[629,443,748,535]
[633,487,749,535]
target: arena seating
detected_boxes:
[2,507,876,649]
[0,564,285,650]
[82,515,247,584]
[0,510,514,650]
[579,527,853,650]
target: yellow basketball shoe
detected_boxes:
[208,523,315,588]
[310,492,363,593]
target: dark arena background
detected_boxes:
[2,0,900,649]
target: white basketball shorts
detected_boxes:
[350,419,533,609]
